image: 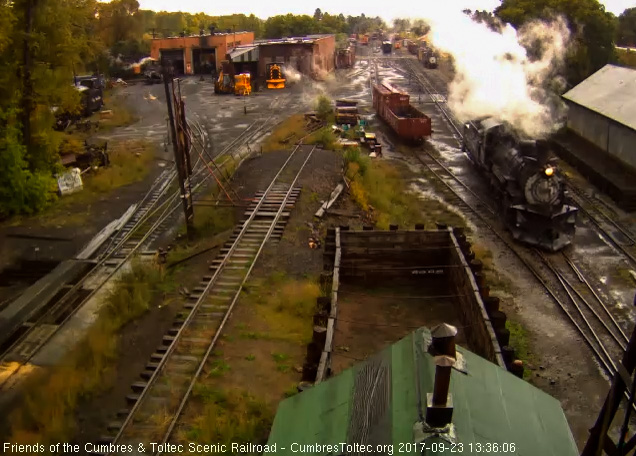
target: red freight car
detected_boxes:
[372,82,431,142]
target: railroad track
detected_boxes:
[0,95,291,394]
[568,185,636,267]
[98,144,315,456]
[398,61,635,395]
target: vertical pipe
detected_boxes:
[432,356,454,406]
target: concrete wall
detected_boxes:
[566,101,636,170]
[150,32,254,74]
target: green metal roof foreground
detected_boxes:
[266,328,578,455]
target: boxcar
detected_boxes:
[372,82,431,142]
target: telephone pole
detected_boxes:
[162,61,194,237]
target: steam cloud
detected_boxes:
[282,65,302,83]
[425,10,570,138]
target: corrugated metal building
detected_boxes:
[267,327,578,456]
[562,64,636,170]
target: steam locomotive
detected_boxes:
[462,118,578,251]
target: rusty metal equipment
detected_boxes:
[266,63,285,89]
[214,60,234,94]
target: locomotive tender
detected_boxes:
[462,118,578,251]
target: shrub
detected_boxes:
[315,94,332,120]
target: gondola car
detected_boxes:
[462,118,578,251]
[372,82,431,143]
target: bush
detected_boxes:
[0,117,56,218]
[315,94,332,120]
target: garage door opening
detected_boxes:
[193,48,216,75]
[160,49,185,75]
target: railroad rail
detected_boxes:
[101,144,315,455]
[568,185,636,267]
[0,95,291,394]
[396,59,634,397]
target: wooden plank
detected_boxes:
[315,351,329,384]
[330,228,341,319]
[315,183,345,219]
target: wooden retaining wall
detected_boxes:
[302,225,524,385]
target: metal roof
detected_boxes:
[562,64,636,131]
[267,327,578,455]
[254,34,334,46]
[228,45,258,62]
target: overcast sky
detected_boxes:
[135,0,633,21]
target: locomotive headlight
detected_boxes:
[544,166,554,177]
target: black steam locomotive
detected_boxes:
[381,41,392,54]
[462,118,578,251]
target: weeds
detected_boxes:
[183,387,272,449]
[271,353,289,363]
[245,354,256,361]
[261,115,309,152]
[7,259,165,446]
[343,148,434,229]
[506,320,534,380]
[315,94,332,120]
[208,360,231,377]
[284,384,299,398]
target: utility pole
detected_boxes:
[233,24,236,49]
[162,62,194,237]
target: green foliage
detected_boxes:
[0,111,56,218]
[495,0,618,86]
[315,95,332,120]
[617,8,636,47]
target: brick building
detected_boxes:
[227,34,336,81]
[150,31,254,75]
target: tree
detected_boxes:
[617,8,636,46]
[313,8,322,21]
[392,18,411,33]
[495,0,617,86]
[410,19,430,36]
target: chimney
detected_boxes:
[426,355,455,428]
[430,323,457,358]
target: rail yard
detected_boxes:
[1,3,636,455]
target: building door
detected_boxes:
[160,49,185,75]
[192,48,216,74]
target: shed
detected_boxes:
[562,64,636,170]
[267,327,578,456]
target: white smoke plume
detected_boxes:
[425,10,570,138]
[282,65,302,83]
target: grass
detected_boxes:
[240,272,319,345]
[506,320,535,380]
[7,259,165,446]
[261,114,312,152]
[85,140,156,193]
[93,92,138,131]
[344,147,465,229]
[181,386,273,449]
